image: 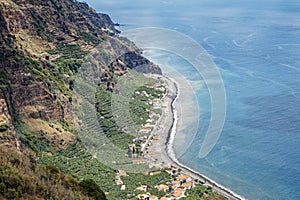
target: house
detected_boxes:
[117,170,128,176]
[171,190,184,199]
[157,86,165,92]
[128,144,136,152]
[133,137,146,143]
[178,174,192,182]
[171,185,177,190]
[175,187,185,193]
[171,180,181,188]
[120,185,126,190]
[143,123,154,128]
[115,179,123,185]
[150,171,162,176]
[181,181,195,190]
[139,128,152,134]
[115,176,123,185]
[149,111,160,119]
[155,184,169,192]
[138,193,150,200]
[150,195,159,200]
[146,119,153,123]
[136,185,148,192]
[160,197,171,200]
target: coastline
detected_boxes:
[146,74,245,200]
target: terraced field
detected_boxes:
[39,70,168,199]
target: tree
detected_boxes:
[79,179,107,200]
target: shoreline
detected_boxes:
[146,74,245,200]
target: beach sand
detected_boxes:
[145,74,244,200]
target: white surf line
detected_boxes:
[166,79,246,200]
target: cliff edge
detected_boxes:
[0,0,160,199]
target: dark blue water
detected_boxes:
[85,0,300,199]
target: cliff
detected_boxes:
[0,0,161,149]
[0,0,160,199]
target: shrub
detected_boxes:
[80,179,107,200]
[0,124,8,132]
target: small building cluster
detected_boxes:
[114,170,128,191]
[137,167,199,200]
[128,84,166,159]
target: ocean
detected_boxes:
[85,0,300,199]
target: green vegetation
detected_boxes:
[15,121,52,153]
[3,45,168,200]
[0,1,178,200]
[30,9,45,37]
[29,9,53,42]
[39,142,117,192]
[0,146,93,200]
[80,179,107,200]
[0,124,8,132]
[48,44,88,62]
[130,85,164,125]
[39,142,172,199]
[21,54,72,96]
[95,87,135,150]
[0,70,8,86]
[21,48,85,98]
[79,31,102,45]
[182,185,224,200]
[94,71,164,150]
[122,171,170,197]
[57,58,83,74]
[42,43,90,97]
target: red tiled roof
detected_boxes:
[172,190,183,198]
[181,181,194,188]
[156,184,169,191]
[178,174,191,181]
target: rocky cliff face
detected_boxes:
[0,0,161,198]
[0,0,161,151]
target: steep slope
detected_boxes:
[0,0,160,150]
[0,0,161,199]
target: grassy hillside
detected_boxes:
[0,0,163,199]
[0,0,226,199]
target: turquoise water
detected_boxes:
[85,0,300,199]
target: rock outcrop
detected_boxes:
[0,0,161,150]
